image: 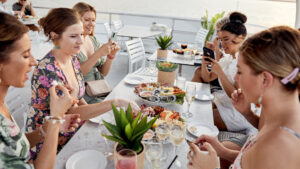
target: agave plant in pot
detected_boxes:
[155,35,173,58]
[102,104,158,169]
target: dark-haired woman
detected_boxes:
[26,8,140,159]
[188,26,300,169]
[0,12,79,169]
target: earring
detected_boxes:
[54,41,60,50]
[251,95,263,115]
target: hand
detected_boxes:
[206,42,215,50]
[108,42,120,59]
[187,142,220,169]
[209,58,222,75]
[22,0,28,7]
[97,40,112,57]
[30,1,33,7]
[195,135,224,156]
[59,114,81,132]
[213,37,221,51]
[201,56,211,66]
[113,98,141,114]
[231,88,251,115]
[49,84,74,118]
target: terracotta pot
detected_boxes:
[157,49,168,58]
[114,142,145,169]
[157,70,176,85]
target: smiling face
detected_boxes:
[56,23,84,55]
[220,31,242,55]
[81,11,96,35]
[1,33,38,88]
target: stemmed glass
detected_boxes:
[169,124,186,168]
[115,149,137,169]
[184,84,196,119]
[146,142,163,169]
[155,123,169,160]
[98,119,113,157]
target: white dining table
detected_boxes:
[117,25,164,38]
[54,74,214,169]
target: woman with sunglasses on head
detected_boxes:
[188,26,300,169]
[72,2,120,104]
[26,8,140,160]
[0,12,80,169]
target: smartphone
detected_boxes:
[203,47,215,62]
[110,32,117,42]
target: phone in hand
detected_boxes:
[203,47,215,62]
[110,32,117,42]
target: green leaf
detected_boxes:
[125,123,133,139]
[131,111,141,130]
[102,120,122,140]
[102,134,127,146]
[112,104,122,129]
[133,115,148,135]
[120,108,129,129]
[126,104,133,123]
[131,116,158,141]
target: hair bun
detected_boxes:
[38,17,46,27]
[229,12,247,24]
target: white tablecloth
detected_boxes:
[54,75,213,169]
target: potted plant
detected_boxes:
[102,104,158,169]
[155,35,173,58]
[156,61,178,85]
[201,10,225,45]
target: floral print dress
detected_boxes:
[0,114,33,169]
[26,52,85,160]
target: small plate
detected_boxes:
[187,123,219,137]
[195,93,214,101]
[124,75,145,85]
[89,111,114,124]
[66,150,107,169]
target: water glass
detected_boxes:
[184,51,192,60]
[176,76,186,90]
[146,142,163,169]
[184,84,196,119]
[155,123,170,141]
[148,61,157,75]
[115,149,137,169]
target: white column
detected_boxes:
[296,0,300,28]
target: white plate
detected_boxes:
[124,75,145,85]
[195,93,214,101]
[89,111,114,124]
[187,123,219,137]
[66,150,107,169]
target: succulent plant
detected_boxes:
[155,35,173,50]
[102,104,158,153]
[156,61,178,72]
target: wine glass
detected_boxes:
[115,149,137,169]
[169,124,186,168]
[155,122,169,160]
[98,119,113,157]
[184,84,196,119]
[148,61,157,76]
[146,142,163,169]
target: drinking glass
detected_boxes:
[184,84,196,119]
[169,124,186,168]
[115,149,137,169]
[148,61,157,76]
[155,123,170,142]
[98,120,113,157]
[146,142,163,169]
[176,76,186,90]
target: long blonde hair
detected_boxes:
[240,26,300,91]
[73,2,97,36]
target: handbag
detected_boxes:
[85,80,111,97]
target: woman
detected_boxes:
[73,2,119,104]
[12,0,36,17]
[26,8,139,159]
[188,26,300,169]
[0,12,79,168]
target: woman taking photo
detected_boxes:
[26,8,139,159]
[188,26,300,169]
[0,12,79,168]
[73,2,120,104]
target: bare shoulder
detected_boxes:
[242,129,300,169]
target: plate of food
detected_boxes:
[172,48,200,55]
[134,83,185,105]
[187,122,219,138]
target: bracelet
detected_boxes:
[39,125,46,137]
[45,116,65,124]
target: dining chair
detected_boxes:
[194,27,209,48]
[125,38,146,73]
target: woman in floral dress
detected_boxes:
[0,13,79,169]
[26,8,140,159]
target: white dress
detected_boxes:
[213,54,257,135]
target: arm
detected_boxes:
[20,2,28,16]
[29,2,36,17]
[218,70,237,97]
[97,42,119,76]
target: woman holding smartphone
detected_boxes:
[73,2,120,104]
